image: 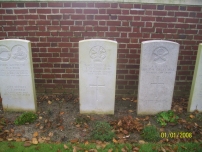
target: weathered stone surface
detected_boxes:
[137,40,179,115]
[79,39,117,114]
[0,39,36,112]
[188,43,202,112]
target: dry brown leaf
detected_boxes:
[71,138,78,143]
[128,110,134,113]
[190,114,195,119]
[16,133,22,137]
[60,111,64,115]
[139,140,145,144]
[64,144,68,149]
[48,132,53,137]
[59,126,64,131]
[113,138,118,143]
[48,100,52,104]
[122,98,127,100]
[144,116,149,121]
[24,142,31,147]
[0,138,3,141]
[84,141,89,145]
[32,138,38,144]
[15,138,22,142]
[33,132,38,137]
[108,148,113,152]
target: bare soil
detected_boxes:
[0,94,202,144]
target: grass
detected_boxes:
[0,141,202,152]
[14,112,37,125]
[141,125,160,142]
[91,121,115,141]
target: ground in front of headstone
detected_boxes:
[0,95,201,144]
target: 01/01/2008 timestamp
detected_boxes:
[160,132,192,138]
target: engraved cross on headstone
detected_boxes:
[151,76,164,98]
[90,76,105,102]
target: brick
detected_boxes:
[180,6,186,11]
[25,26,38,31]
[60,21,74,25]
[25,15,38,19]
[41,74,55,79]
[197,13,202,18]
[175,23,189,28]
[128,33,142,37]
[141,27,154,33]
[48,58,62,62]
[185,30,198,34]
[37,9,51,14]
[25,2,39,7]
[142,4,156,9]
[107,21,121,26]
[2,3,16,8]
[154,23,167,27]
[59,32,73,36]
[47,26,60,31]
[153,11,167,16]
[163,29,177,33]
[95,3,110,8]
[165,6,179,10]
[3,26,16,31]
[94,26,108,31]
[130,10,144,15]
[83,21,98,26]
[116,38,130,43]
[48,2,63,7]
[14,9,28,14]
[163,17,177,22]
[141,16,155,21]
[119,3,133,8]
[53,80,66,83]
[95,15,109,20]
[72,2,86,7]
[70,26,85,31]
[47,37,61,42]
[60,53,73,57]
[47,15,62,20]
[187,6,201,11]
[61,64,74,68]
[84,9,98,14]
[189,12,196,17]
[175,12,189,17]
[58,43,72,47]
[71,14,85,20]
[62,74,75,78]
[6,9,13,14]
[3,15,17,20]
[107,9,121,14]
[38,53,52,57]
[185,18,199,23]
[117,27,131,32]
[105,32,119,37]
[151,34,164,39]
[52,69,65,73]
[118,15,133,20]
[37,42,50,47]
[157,5,164,10]
[17,3,24,7]
[63,14,70,19]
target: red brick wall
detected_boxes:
[0,2,202,98]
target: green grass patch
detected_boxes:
[14,112,37,125]
[157,110,179,126]
[91,121,115,142]
[0,141,201,152]
[141,125,160,142]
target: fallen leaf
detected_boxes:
[32,138,38,144]
[108,148,113,152]
[58,126,64,131]
[21,138,26,142]
[71,138,78,143]
[24,142,31,147]
[33,132,38,137]
[16,133,22,137]
[139,140,145,144]
[122,98,127,100]
[190,114,195,119]
[48,100,52,104]
[113,138,118,143]
[39,116,43,119]
[48,132,53,137]
[60,111,64,115]
[128,110,134,113]
[64,144,68,149]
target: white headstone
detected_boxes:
[137,40,179,115]
[79,39,117,114]
[0,39,36,112]
[188,43,202,112]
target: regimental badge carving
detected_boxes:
[12,45,27,62]
[89,46,107,62]
[0,45,11,61]
[152,47,169,64]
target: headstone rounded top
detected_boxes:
[79,39,117,44]
[142,40,179,45]
[0,39,30,43]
